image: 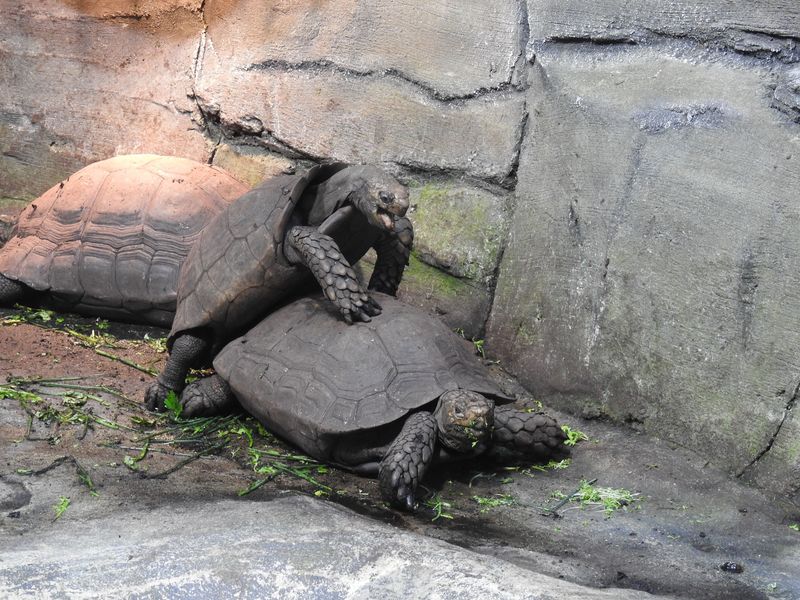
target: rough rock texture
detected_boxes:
[0,0,209,198]
[0,496,664,600]
[487,45,800,498]
[525,1,800,47]
[3,0,800,501]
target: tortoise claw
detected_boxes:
[144,381,172,412]
[379,412,437,512]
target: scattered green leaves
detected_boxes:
[163,391,182,421]
[472,493,515,513]
[1,306,61,326]
[424,494,454,521]
[53,496,70,520]
[454,328,491,360]
[561,425,589,446]
[75,460,99,497]
[123,441,150,472]
[551,479,639,517]
[143,334,168,353]
[789,523,800,532]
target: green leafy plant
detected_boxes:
[472,493,515,513]
[789,523,800,532]
[561,425,589,446]
[163,391,183,421]
[552,479,639,517]
[423,494,454,521]
[53,496,70,520]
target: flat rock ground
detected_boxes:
[0,308,798,600]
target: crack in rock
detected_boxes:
[737,383,799,477]
[633,104,729,134]
[534,28,800,64]
[773,69,800,123]
[241,59,525,103]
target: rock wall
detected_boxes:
[1,0,799,502]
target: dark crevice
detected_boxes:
[537,28,799,65]
[241,59,526,103]
[478,216,511,340]
[737,382,799,477]
[503,101,529,189]
[546,35,639,47]
[512,0,532,80]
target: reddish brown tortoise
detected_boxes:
[0,155,248,327]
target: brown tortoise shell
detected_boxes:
[0,155,248,326]
[212,293,514,461]
[168,163,381,351]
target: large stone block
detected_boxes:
[194,69,526,181]
[526,1,800,52]
[204,0,525,99]
[487,45,800,493]
[0,0,209,196]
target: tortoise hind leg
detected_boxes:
[0,274,28,306]
[489,406,570,461]
[144,331,209,412]
[379,411,437,511]
[180,374,237,418]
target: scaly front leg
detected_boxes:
[286,226,382,323]
[368,216,413,296]
[379,411,437,511]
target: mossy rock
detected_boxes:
[410,183,510,283]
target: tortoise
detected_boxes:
[177,293,569,510]
[0,154,248,327]
[145,163,413,410]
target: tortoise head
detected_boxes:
[433,390,495,454]
[344,165,409,232]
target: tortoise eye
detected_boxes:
[379,191,394,204]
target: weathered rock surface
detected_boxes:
[0,0,209,197]
[487,45,800,496]
[193,70,526,180]
[526,0,800,55]
[203,0,527,99]
[0,496,668,600]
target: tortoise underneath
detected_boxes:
[179,294,569,510]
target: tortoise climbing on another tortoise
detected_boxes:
[0,155,248,326]
[145,163,413,410]
[178,293,568,510]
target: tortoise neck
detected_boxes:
[306,170,360,226]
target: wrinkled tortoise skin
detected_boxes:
[0,155,247,326]
[212,293,514,461]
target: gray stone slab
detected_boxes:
[204,0,525,99]
[194,70,526,181]
[0,495,664,600]
[410,182,511,283]
[487,45,800,495]
[526,0,800,47]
